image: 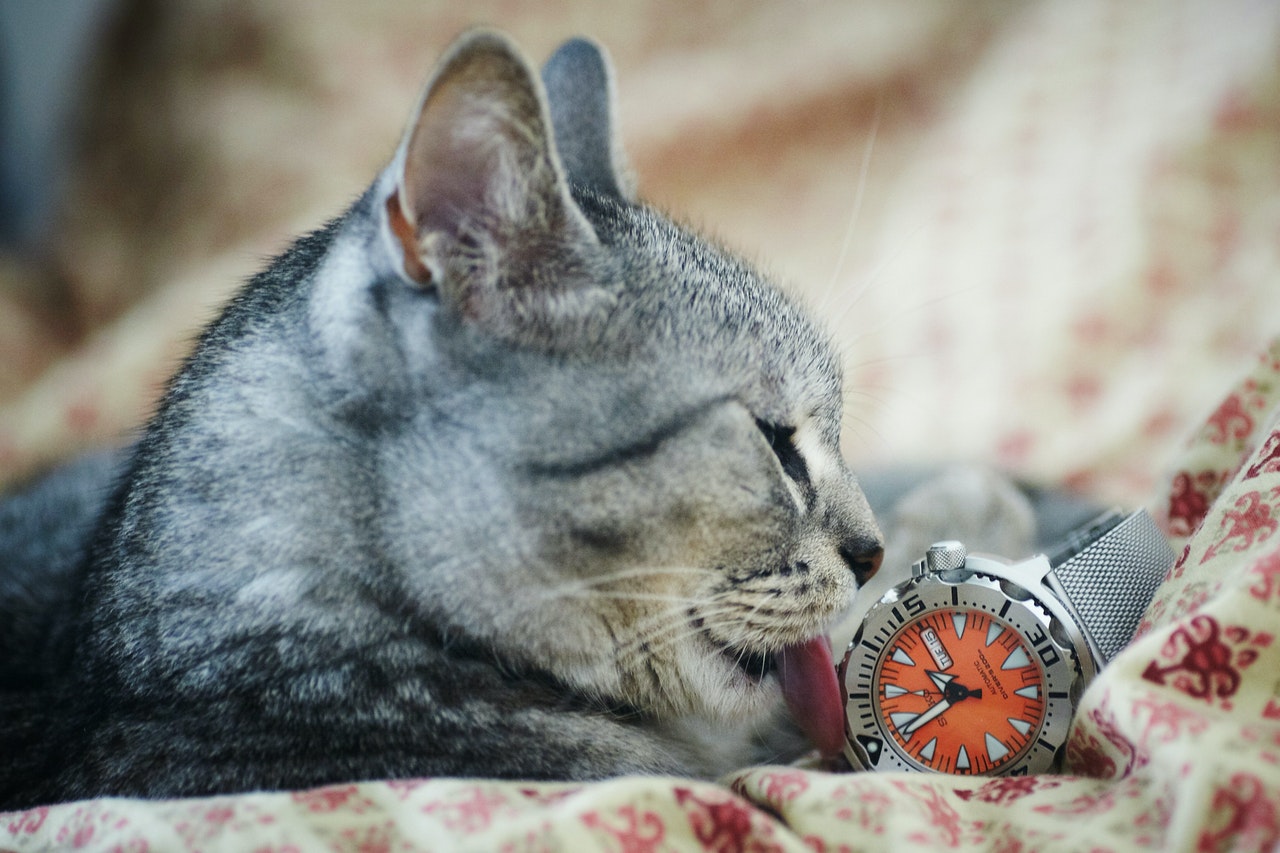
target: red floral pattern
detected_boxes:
[1203,391,1260,445]
[954,776,1062,805]
[1201,488,1280,563]
[291,784,368,814]
[752,769,809,804]
[1141,615,1271,708]
[5,808,48,837]
[674,787,782,853]
[1064,699,1141,779]
[1130,689,1212,746]
[1246,430,1280,479]
[1247,548,1280,605]
[581,804,666,852]
[1167,470,1227,537]
[1197,773,1280,853]
[421,785,515,833]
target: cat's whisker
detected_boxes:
[519,565,722,610]
[839,384,897,423]
[558,563,722,591]
[620,600,744,656]
[832,281,985,448]
[823,88,885,309]
[824,217,933,338]
[838,349,924,374]
[550,588,708,607]
[840,409,889,454]
[840,387,896,411]
[607,595,713,644]
[825,135,1013,336]
[625,598,737,645]
[622,594,780,662]
[857,281,985,346]
[615,626,702,670]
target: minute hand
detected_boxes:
[901,677,983,737]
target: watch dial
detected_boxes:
[873,608,1048,774]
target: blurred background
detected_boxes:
[0,0,1278,506]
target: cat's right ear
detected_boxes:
[379,30,608,343]
[540,38,636,202]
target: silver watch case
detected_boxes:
[839,550,1095,776]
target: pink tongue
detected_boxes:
[777,637,845,758]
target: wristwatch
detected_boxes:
[838,508,1173,776]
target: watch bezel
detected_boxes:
[839,565,1083,776]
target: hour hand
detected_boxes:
[900,697,951,736]
[926,670,954,692]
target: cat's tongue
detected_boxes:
[776,637,845,758]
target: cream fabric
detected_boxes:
[2,1,1279,849]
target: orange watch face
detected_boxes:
[872,608,1047,774]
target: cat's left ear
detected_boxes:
[541,38,636,202]
[382,30,610,341]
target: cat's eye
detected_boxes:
[755,419,810,486]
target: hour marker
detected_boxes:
[892,648,916,666]
[890,712,918,732]
[884,684,909,698]
[952,612,967,639]
[986,623,1005,646]
[956,745,970,770]
[1015,685,1040,699]
[1008,718,1032,736]
[985,733,1009,762]
[1001,647,1031,670]
[919,738,937,761]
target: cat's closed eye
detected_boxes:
[755,419,810,487]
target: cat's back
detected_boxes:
[0,449,125,689]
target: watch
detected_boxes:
[838,508,1173,776]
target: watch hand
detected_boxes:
[943,679,982,702]
[926,670,954,692]
[901,697,952,735]
[900,675,983,737]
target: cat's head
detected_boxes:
[308,32,882,744]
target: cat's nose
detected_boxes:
[840,537,883,587]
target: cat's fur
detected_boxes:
[0,32,886,807]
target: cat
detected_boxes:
[0,31,889,808]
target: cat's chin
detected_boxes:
[719,643,776,684]
[681,628,846,758]
[681,632,790,722]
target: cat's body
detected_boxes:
[0,33,886,808]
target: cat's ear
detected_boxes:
[541,38,636,202]
[382,30,608,339]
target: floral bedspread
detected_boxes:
[3,0,1280,850]
[5,338,1279,852]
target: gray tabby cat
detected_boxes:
[0,31,886,808]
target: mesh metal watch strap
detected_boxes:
[1044,509,1174,664]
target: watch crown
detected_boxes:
[925,541,967,573]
